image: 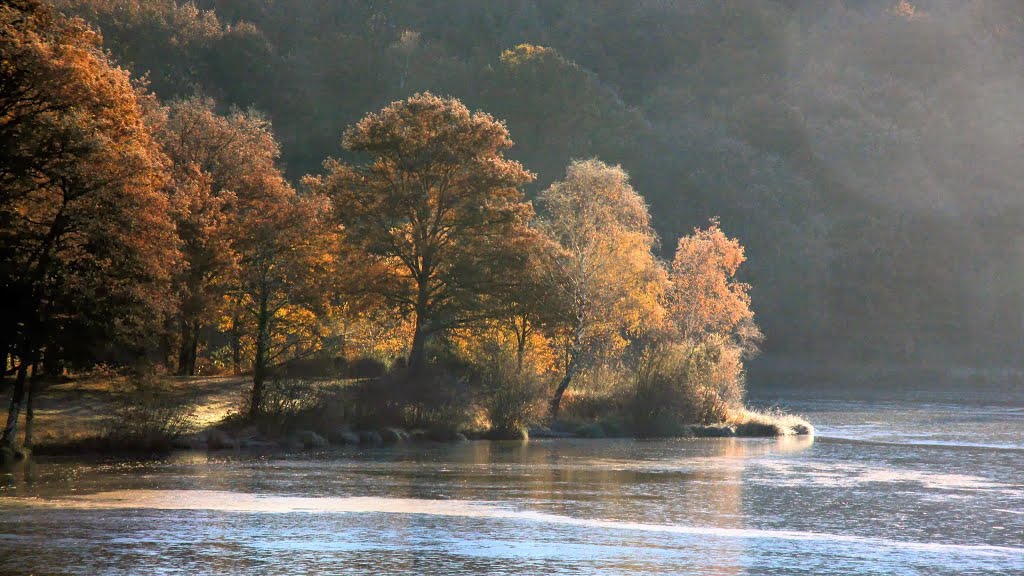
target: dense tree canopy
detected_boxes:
[307,93,535,374]
[0,0,177,445]
[50,0,1024,367]
[155,96,291,375]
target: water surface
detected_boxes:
[1,389,1022,575]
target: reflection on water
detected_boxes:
[1,410,1022,575]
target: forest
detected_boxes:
[1,4,1020,574]
[46,0,1024,368]
[2,0,1019,449]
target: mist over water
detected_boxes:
[3,383,1022,575]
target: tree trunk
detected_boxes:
[177,319,190,375]
[177,319,200,376]
[188,321,200,374]
[408,321,428,377]
[23,360,38,448]
[407,282,431,377]
[549,357,578,419]
[230,316,242,376]
[0,331,9,394]
[1,357,29,447]
[515,317,528,372]
[249,293,270,418]
[550,305,586,419]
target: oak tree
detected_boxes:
[308,93,535,374]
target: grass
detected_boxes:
[21,373,248,452]
[11,369,813,456]
[725,407,814,437]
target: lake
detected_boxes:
[1,383,1022,575]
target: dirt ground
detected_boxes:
[6,374,248,446]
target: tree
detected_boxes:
[307,93,535,374]
[668,221,762,355]
[660,221,763,414]
[228,191,339,416]
[156,96,288,375]
[0,0,177,446]
[489,232,554,372]
[538,159,666,417]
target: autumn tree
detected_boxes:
[0,0,177,446]
[155,96,289,375]
[227,191,340,416]
[489,232,556,372]
[538,159,666,417]
[660,221,763,414]
[668,221,762,354]
[307,93,535,375]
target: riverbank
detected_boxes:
[3,374,812,460]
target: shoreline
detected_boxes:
[17,419,813,462]
[2,374,812,462]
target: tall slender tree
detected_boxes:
[228,190,340,416]
[537,159,666,417]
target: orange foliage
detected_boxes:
[668,220,761,355]
[537,159,667,414]
[1,0,178,443]
[307,92,536,372]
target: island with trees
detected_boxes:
[0,0,814,461]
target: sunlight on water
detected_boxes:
[2,399,1022,575]
[11,488,1022,559]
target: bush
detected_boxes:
[103,376,197,451]
[260,378,326,418]
[474,352,546,439]
[631,341,743,436]
[337,363,473,434]
[345,357,387,379]
[236,377,337,436]
[280,357,343,379]
[557,367,632,423]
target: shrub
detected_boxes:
[103,376,197,451]
[345,357,387,379]
[280,357,345,379]
[631,340,744,436]
[260,378,326,418]
[474,352,546,438]
[400,364,473,432]
[557,366,632,423]
[337,363,473,433]
[236,377,336,435]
